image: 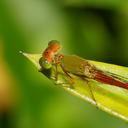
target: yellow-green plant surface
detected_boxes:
[22,52,128,122]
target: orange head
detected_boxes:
[43,40,61,63]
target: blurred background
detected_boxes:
[0,0,128,128]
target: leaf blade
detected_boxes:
[22,53,128,122]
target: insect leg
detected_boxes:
[81,77,98,107]
[61,64,75,88]
[53,64,73,88]
[54,63,59,81]
[87,83,98,107]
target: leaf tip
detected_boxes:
[19,50,23,54]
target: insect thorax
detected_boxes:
[60,55,96,78]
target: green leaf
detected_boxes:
[21,52,128,122]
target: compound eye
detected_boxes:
[39,57,52,69]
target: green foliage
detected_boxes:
[1,0,128,127]
[23,52,128,122]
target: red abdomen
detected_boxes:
[94,72,128,90]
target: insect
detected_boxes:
[40,40,128,90]
[40,40,61,69]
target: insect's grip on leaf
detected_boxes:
[21,40,128,122]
